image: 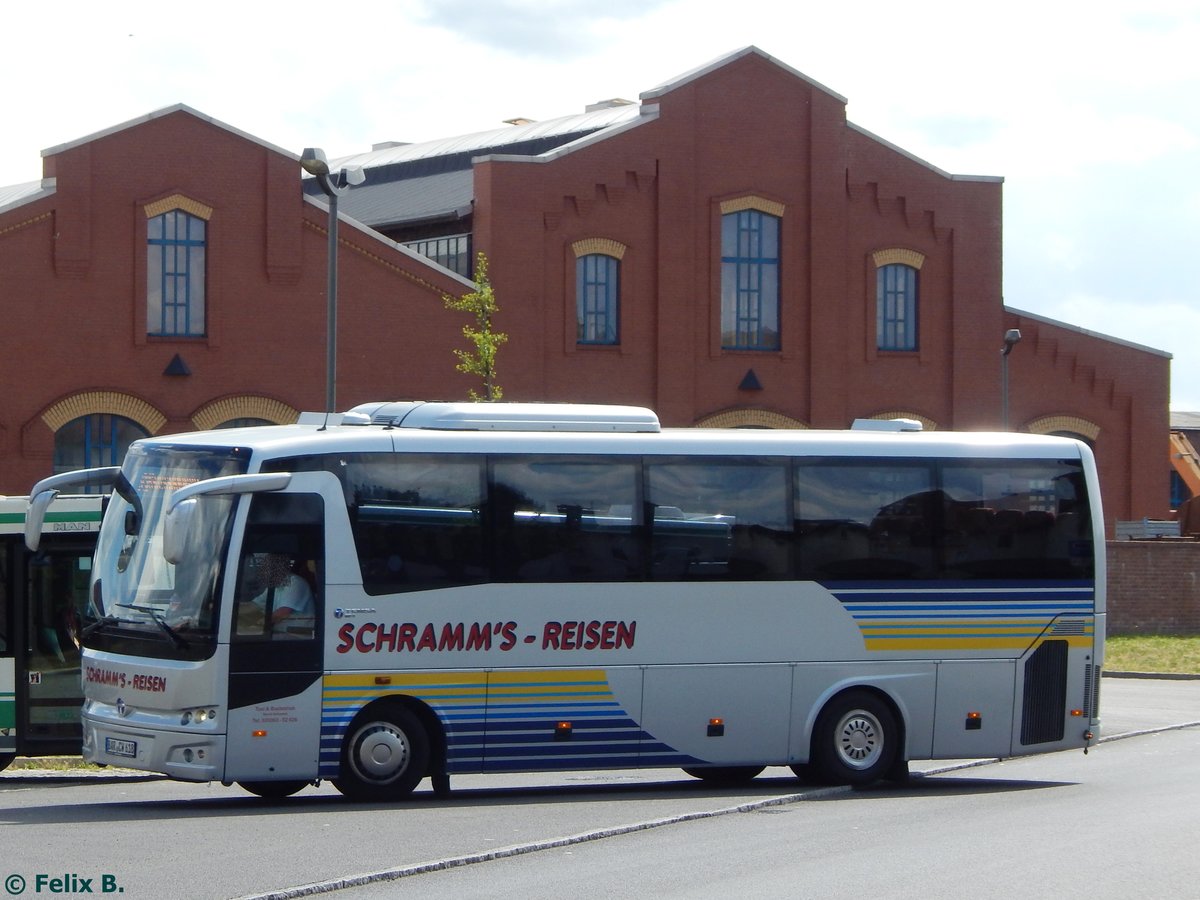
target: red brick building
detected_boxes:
[0,47,1169,531]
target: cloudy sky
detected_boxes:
[6,0,1198,407]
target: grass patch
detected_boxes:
[7,756,93,771]
[1105,634,1200,675]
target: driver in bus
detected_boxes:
[240,553,315,637]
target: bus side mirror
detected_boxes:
[25,489,58,552]
[25,465,122,552]
[163,498,197,565]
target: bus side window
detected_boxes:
[794,462,937,580]
[491,459,640,583]
[646,460,791,582]
[941,461,1092,579]
[233,493,323,641]
[341,454,487,595]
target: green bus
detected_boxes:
[0,495,101,771]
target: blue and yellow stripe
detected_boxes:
[320,669,694,778]
[829,581,1096,651]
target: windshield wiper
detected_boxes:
[82,614,123,638]
[115,603,190,650]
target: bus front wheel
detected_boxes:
[334,703,430,801]
[810,690,898,786]
[0,753,14,774]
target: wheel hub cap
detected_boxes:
[838,714,880,767]
[355,724,410,781]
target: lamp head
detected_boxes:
[1002,328,1022,355]
[299,147,330,177]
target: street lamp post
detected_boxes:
[1001,328,1022,430]
[299,147,364,414]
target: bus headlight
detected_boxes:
[181,708,218,726]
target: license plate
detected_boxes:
[105,737,137,759]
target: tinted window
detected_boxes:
[795,461,937,580]
[341,455,487,595]
[270,450,1093,590]
[941,460,1092,579]
[491,458,639,582]
[647,459,790,580]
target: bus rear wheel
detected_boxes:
[334,703,430,801]
[238,780,308,799]
[810,690,898,786]
[0,753,14,774]
[682,765,765,784]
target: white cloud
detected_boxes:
[411,0,668,59]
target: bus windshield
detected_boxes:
[86,444,250,659]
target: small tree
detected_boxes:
[443,251,507,401]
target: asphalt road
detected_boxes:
[353,726,1200,900]
[0,675,1196,900]
[321,675,1200,900]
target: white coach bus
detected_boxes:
[25,402,1104,799]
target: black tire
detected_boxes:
[238,780,308,799]
[333,703,430,801]
[886,756,910,784]
[0,753,14,774]
[682,765,765,784]
[788,762,823,783]
[810,690,899,786]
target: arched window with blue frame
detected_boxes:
[53,415,149,482]
[721,208,780,350]
[876,263,919,351]
[148,209,206,337]
[576,253,620,345]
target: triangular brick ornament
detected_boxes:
[738,369,762,391]
[163,354,191,377]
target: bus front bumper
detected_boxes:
[82,711,225,782]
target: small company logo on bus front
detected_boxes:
[334,607,376,619]
[336,619,637,654]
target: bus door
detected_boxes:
[1,542,14,767]
[223,481,329,782]
[18,536,94,758]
